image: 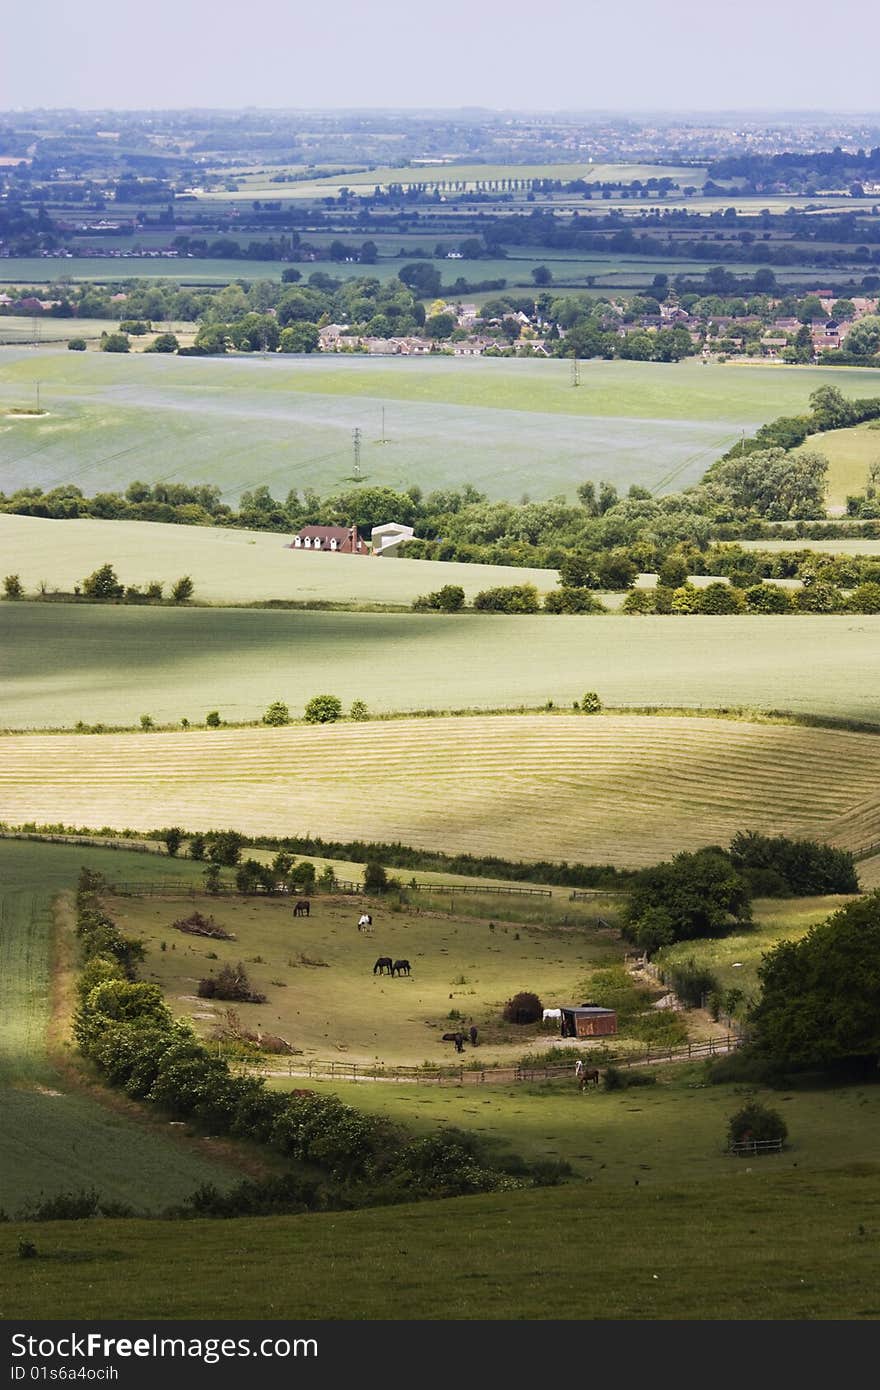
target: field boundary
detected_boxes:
[259,1034,740,1086]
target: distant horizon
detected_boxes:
[4,105,880,120]
[5,0,879,112]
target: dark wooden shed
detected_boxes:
[560,1004,617,1039]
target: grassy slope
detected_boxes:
[0,514,559,606]
[106,891,627,1067]
[0,840,242,1212]
[796,422,880,511]
[4,351,880,503]
[2,715,879,863]
[3,605,880,729]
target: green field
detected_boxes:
[0,840,241,1213]
[0,514,560,606]
[4,349,880,505]
[796,423,880,512]
[741,537,880,555]
[3,604,880,731]
[3,713,879,863]
[106,889,628,1068]
[0,317,197,347]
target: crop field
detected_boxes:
[740,537,880,555]
[0,514,561,607]
[795,423,880,512]
[3,714,880,863]
[3,604,880,730]
[0,317,197,347]
[107,890,627,1067]
[3,350,879,504]
[0,839,241,1213]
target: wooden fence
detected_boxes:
[725,1138,784,1156]
[257,1034,740,1087]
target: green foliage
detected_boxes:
[581,691,602,713]
[198,962,266,1004]
[363,861,388,895]
[262,701,290,726]
[303,693,343,723]
[162,827,184,858]
[622,588,655,614]
[729,830,858,896]
[727,1101,787,1148]
[502,991,543,1024]
[411,585,465,612]
[170,575,194,603]
[82,564,124,601]
[205,710,222,728]
[744,583,794,613]
[696,582,745,615]
[188,833,206,861]
[750,891,880,1070]
[473,584,540,613]
[67,338,87,351]
[3,573,23,599]
[203,863,222,894]
[144,333,179,354]
[662,957,720,1009]
[625,849,752,955]
[139,713,154,730]
[206,830,245,867]
[349,699,369,721]
[602,1066,657,1091]
[543,587,605,613]
[100,332,130,354]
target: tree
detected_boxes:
[398,263,442,298]
[3,574,23,599]
[163,827,184,857]
[67,338,87,351]
[262,701,290,726]
[281,267,302,283]
[291,860,316,893]
[279,322,320,353]
[171,575,194,603]
[696,581,745,615]
[624,849,752,954]
[532,265,553,286]
[596,551,637,590]
[203,863,222,894]
[145,333,179,354]
[847,582,880,614]
[581,692,602,713]
[749,892,880,1071]
[349,699,369,721]
[304,694,342,724]
[363,862,388,895]
[808,385,855,431]
[558,553,599,588]
[207,830,245,867]
[543,588,605,613]
[502,991,543,1024]
[473,584,540,613]
[744,583,793,613]
[82,564,124,601]
[189,833,206,861]
[727,1102,787,1149]
[657,555,688,589]
[424,312,456,340]
[205,710,222,728]
[412,584,465,613]
[100,332,130,353]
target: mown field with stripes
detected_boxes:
[3,715,879,865]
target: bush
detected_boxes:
[171,575,194,603]
[100,332,130,353]
[198,962,266,1004]
[3,574,23,599]
[473,584,540,613]
[262,701,290,726]
[696,582,745,615]
[82,564,124,601]
[67,338,87,351]
[363,861,388,895]
[543,587,605,613]
[602,1066,657,1091]
[502,991,543,1025]
[744,583,794,613]
[304,694,343,724]
[622,588,655,614]
[349,699,369,721]
[727,1101,787,1149]
[412,585,466,612]
[581,691,602,713]
[663,957,720,1009]
[205,711,222,728]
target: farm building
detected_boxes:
[289,525,366,555]
[559,1005,617,1039]
[371,522,414,556]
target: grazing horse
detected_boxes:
[293,899,310,917]
[580,1068,600,1090]
[373,957,393,975]
[391,959,411,976]
[357,913,373,932]
[442,1031,466,1053]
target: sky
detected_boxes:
[4,0,880,113]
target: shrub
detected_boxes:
[412,585,465,612]
[162,827,184,857]
[671,582,700,614]
[262,701,290,726]
[744,583,794,613]
[543,587,605,613]
[205,711,222,728]
[473,584,540,613]
[696,582,745,615]
[363,861,388,894]
[67,338,87,351]
[82,564,124,601]
[727,1101,787,1149]
[663,957,720,1009]
[198,962,266,1004]
[581,691,602,713]
[203,864,222,894]
[189,833,206,861]
[3,574,23,599]
[847,582,880,614]
[622,588,655,614]
[602,1066,657,1091]
[100,332,130,353]
[171,575,194,603]
[502,991,543,1025]
[349,699,369,721]
[304,694,342,724]
[139,713,154,730]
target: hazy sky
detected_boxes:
[5,0,880,113]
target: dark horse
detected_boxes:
[373,957,393,975]
[442,1031,466,1053]
[293,900,310,917]
[579,1068,600,1089]
[392,959,411,976]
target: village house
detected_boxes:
[371,522,415,555]
[289,525,367,554]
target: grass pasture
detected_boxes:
[3,714,880,864]
[795,422,880,512]
[0,839,241,1213]
[4,350,880,504]
[3,605,880,730]
[107,890,626,1067]
[0,513,559,607]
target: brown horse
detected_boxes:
[373,957,393,975]
[293,899,310,917]
[579,1068,600,1090]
